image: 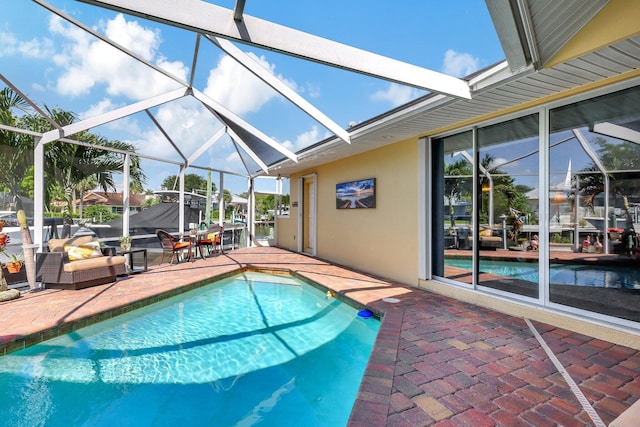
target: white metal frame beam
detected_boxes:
[40,88,188,144]
[233,0,246,22]
[206,35,351,144]
[186,126,226,166]
[145,110,188,163]
[0,123,185,166]
[0,73,62,131]
[228,131,269,174]
[78,0,471,99]
[592,122,640,145]
[192,88,298,163]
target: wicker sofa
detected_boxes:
[36,236,127,290]
[467,228,503,250]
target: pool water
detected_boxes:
[445,258,640,289]
[0,272,380,426]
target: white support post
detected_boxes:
[179,166,186,234]
[205,170,212,226]
[219,172,224,226]
[274,176,281,246]
[418,137,429,280]
[122,153,130,237]
[248,178,255,247]
[33,137,44,249]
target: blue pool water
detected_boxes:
[0,272,380,426]
[445,258,640,289]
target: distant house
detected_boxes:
[79,192,150,214]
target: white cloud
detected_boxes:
[31,83,45,92]
[371,83,420,107]
[103,14,159,61]
[442,49,479,78]
[49,14,187,99]
[79,98,117,120]
[225,152,241,165]
[490,157,511,169]
[305,82,321,98]
[204,52,296,116]
[148,101,224,158]
[0,29,53,58]
[281,126,329,152]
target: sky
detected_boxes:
[1,1,505,195]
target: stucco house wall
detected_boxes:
[276,138,419,286]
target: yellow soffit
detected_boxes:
[545,0,640,68]
[424,68,640,138]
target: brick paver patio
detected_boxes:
[1,247,639,426]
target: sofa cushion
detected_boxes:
[63,255,127,273]
[49,235,94,252]
[64,241,103,261]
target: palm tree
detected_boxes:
[0,88,36,289]
[444,158,472,228]
[0,88,33,204]
[1,91,147,237]
[222,189,233,219]
[74,175,98,219]
[579,136,640,236]
[43,127,146,237]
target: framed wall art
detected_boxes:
[336,178,376,209]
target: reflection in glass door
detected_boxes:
[549,86,640,322]
[476,114,540,298]
[433,131,473,283]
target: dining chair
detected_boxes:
[156,229,192,264]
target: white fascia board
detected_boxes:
[468,61,535,93]
[485,0,530,72]
[207,35,351,144]
[186,126,226,165]
[349,94,453,139]
[192,88,298,163]
[40,88,188,144]
[78,0,471,99]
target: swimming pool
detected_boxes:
[445,258,640,289]
[0,272,380,426]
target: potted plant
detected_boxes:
[5,252,24,274]
[119,235,132,252]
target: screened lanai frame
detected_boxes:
[1,0,472,250]
[427,77,640,328]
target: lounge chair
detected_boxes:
[156,229,192,264]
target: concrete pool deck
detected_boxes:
[1,247,639,426]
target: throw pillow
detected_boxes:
[64,241,103,261]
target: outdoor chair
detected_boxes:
[156,229,192,264]
[36,235,127,290]
[198,224,224,256]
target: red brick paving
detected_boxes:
[1,247,639,426]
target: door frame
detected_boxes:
[298,173,317,256]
